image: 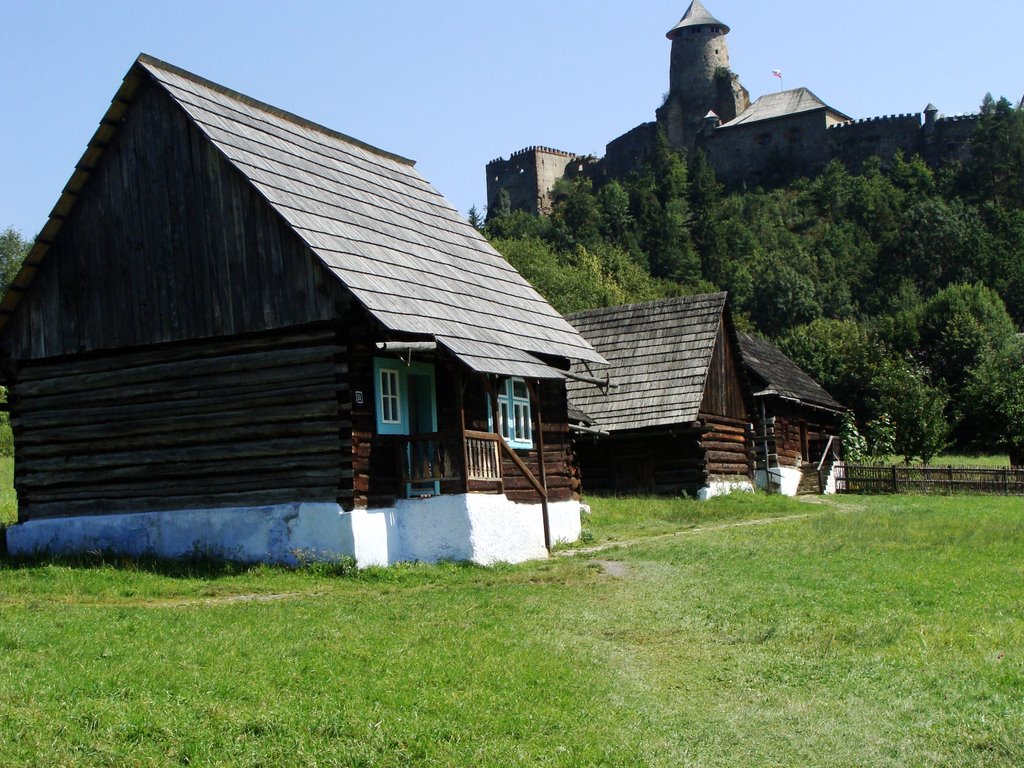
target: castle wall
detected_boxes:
[706,110,830,188]
[827,114,922,173]
[486,147,579,217]
[600,122,661,180]
[925,115,979,166]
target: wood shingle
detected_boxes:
[566,293,729,432]
[737,332,845,413]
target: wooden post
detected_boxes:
[527,380,551,552]
[892,465,898,494]
[457,371,470,494]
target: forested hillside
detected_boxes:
[483,95,1024,463]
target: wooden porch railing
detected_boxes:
[398,432,461,485]
[463,430,502,481]
[396,430,547,501]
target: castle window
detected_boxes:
[757,133,772,146]
[786,127,803,142]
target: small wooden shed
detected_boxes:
[0,55,605,565]
[736,333,845,494]
[566,294,755,498]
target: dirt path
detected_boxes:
[562,494,853,559]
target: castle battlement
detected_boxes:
[488,146,580,166]
[936,114,980,124]
[827,113,923,130]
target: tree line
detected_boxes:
[480,95,1024,465]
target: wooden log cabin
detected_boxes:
[737,333,845,495]
[0,55,606,565]
[566,294,755,498]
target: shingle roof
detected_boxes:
[0,55,603,372]
[667,1,730,38]
[566,294,727,432]
[719,87,850,129]
[737,332,845,413]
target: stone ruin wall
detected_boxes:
[486,146,580,217]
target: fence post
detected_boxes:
[891,465,898,494]
[1005,467,1010,496]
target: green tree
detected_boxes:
[777,318,877,419]
[0,226,30,294]
[963,336,1024,463]
[870,358,949,464]
[550,177,603,249]
[958,95,1024,208]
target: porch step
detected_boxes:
[796,463,822,495]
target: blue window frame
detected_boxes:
[492,377,533,450]
[374,358,407,435]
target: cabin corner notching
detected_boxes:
[0,55,605,566]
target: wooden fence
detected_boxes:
[834,463,1024,495]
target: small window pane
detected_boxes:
[380,369,401,424]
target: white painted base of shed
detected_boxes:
[5,495,583,567]
[754,466,803,496]
[697,479,755,500]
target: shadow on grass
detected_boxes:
[0,538,503,584]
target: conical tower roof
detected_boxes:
[667,0,730,39]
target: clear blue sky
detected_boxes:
[3,0,1022,238]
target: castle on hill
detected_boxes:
[487,0,981,217]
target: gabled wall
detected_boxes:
[5,78,345,360]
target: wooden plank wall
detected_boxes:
[10,326,352,520]
[6,80,343,361]
[700,321,748,420]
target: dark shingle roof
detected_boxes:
[0,55,603,373]
[566,294,727,432]
[140,56,605,368]
[737,332,844,413]
[667,1,730,38]
[719,87,851,129]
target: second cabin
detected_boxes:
[567,294,755,498]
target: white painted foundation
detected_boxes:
[697,479,755,500]
[5,495,583,568]
[823,462,839,495]
[754,466,803,496]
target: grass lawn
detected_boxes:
[0,457,15,527]
[1,493,1021,766]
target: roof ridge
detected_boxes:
[136,53,416,167]
[567,292,728,321]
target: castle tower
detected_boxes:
[656,0,749,151]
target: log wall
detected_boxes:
[753,400,841,469]
[10,325,352,520]
[699,413,754,480]
[575,430,706,496]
